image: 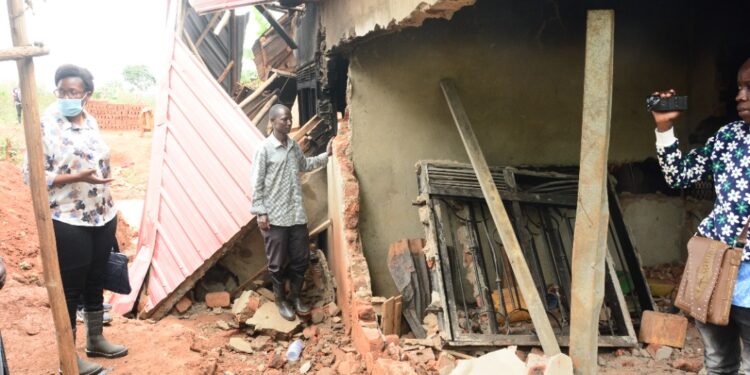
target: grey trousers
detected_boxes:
[696,305,750,374]
[261,224,309,279]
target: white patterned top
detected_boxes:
[23,105,117,227]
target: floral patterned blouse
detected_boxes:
[23,105,117,227]
[656,121,750,306]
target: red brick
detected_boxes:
[174,297,192,314]
[353,324,384,354]
[672,357,703,373]
[303,325,319,339]
[372,358,418,375]
[356,304,376,321]
[205,291,231,308]
[639,310,688,348]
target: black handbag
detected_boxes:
[103,242,132,295]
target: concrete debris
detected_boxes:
[311,308,326,324]
[232,290,261,322]
[372,358,418,375]
[436,352,457,375]
[300,361,312,374]
[646,343,675,361]
[250,335,272,351]
[303,325,319,339]
[266,352,286,369]
[174,297,193,314]
[245,302,302,337]
[256,288,276,302]
[405,347,435,365]
[227,336,254,354]
[327,302,341,316]
[450,346,573,375]
[206,291,231,308]
[216,320,231,330]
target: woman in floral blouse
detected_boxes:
[24,65,127,375]
[654,58,750,373]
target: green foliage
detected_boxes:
[252,9,271,38]
[122,64,156,91]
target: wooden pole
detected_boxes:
[238,72,278,109]
[440,79,561,355]
[194,11,222,48]
[254,5,297,50]
[217,60,235,83]
[569,10,615,375]
[6,0,79,373]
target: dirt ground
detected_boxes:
[0,126,709,374]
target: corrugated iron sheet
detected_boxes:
[184,7,248,94]
[252,12,297,80]
[189,0,269,14]
[111,20,265,315]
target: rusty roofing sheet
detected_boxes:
[189,0,269,14]
[110,20,265,315]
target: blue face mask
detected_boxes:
[58,98,84,117]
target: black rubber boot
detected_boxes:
[272,274,296,321]
[64,329,103,375]
[84,310,128,359]
[289,274,311,315]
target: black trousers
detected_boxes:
[53,218,117,329]
[261,224,309,279]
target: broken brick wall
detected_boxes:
[327,118,383,354]
[320,0,476,51]
[340,0,723,296]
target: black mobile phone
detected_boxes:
[646,95,688,112]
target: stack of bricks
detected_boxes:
[86,100,144,131]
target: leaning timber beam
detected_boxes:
[569,10,615,375]
[440,79,561,355]
[255,5,297,50]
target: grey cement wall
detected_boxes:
[343,1,724,296]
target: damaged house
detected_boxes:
[113,0,750,372]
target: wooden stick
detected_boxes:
[213,10,231,36]
[238,72,278,109]
[217,60,235,83]
[443,349,475,360]
[394,295,402,335]
[440,79,560,355]
[195,11,222,48]
[382,297,395,335]
[255,5,297,50]
[251,94,277,126]
[6,0,78,373]
[231,266,267,298]
[569,10,615,375]
[291,114,322,142]
[308,218,331,237]
[0,45,48,61]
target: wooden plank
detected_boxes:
[569,10,615,375]
[394,295,403,336]
[440,79,561,355]
[194,11,222,48]
[291,115,322,142]
[0,45,48,61]
[382,297,395,335]
[217,60,235,83]
[238,72,278,109]
[7,0,78,373]
[251,94,278,129]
